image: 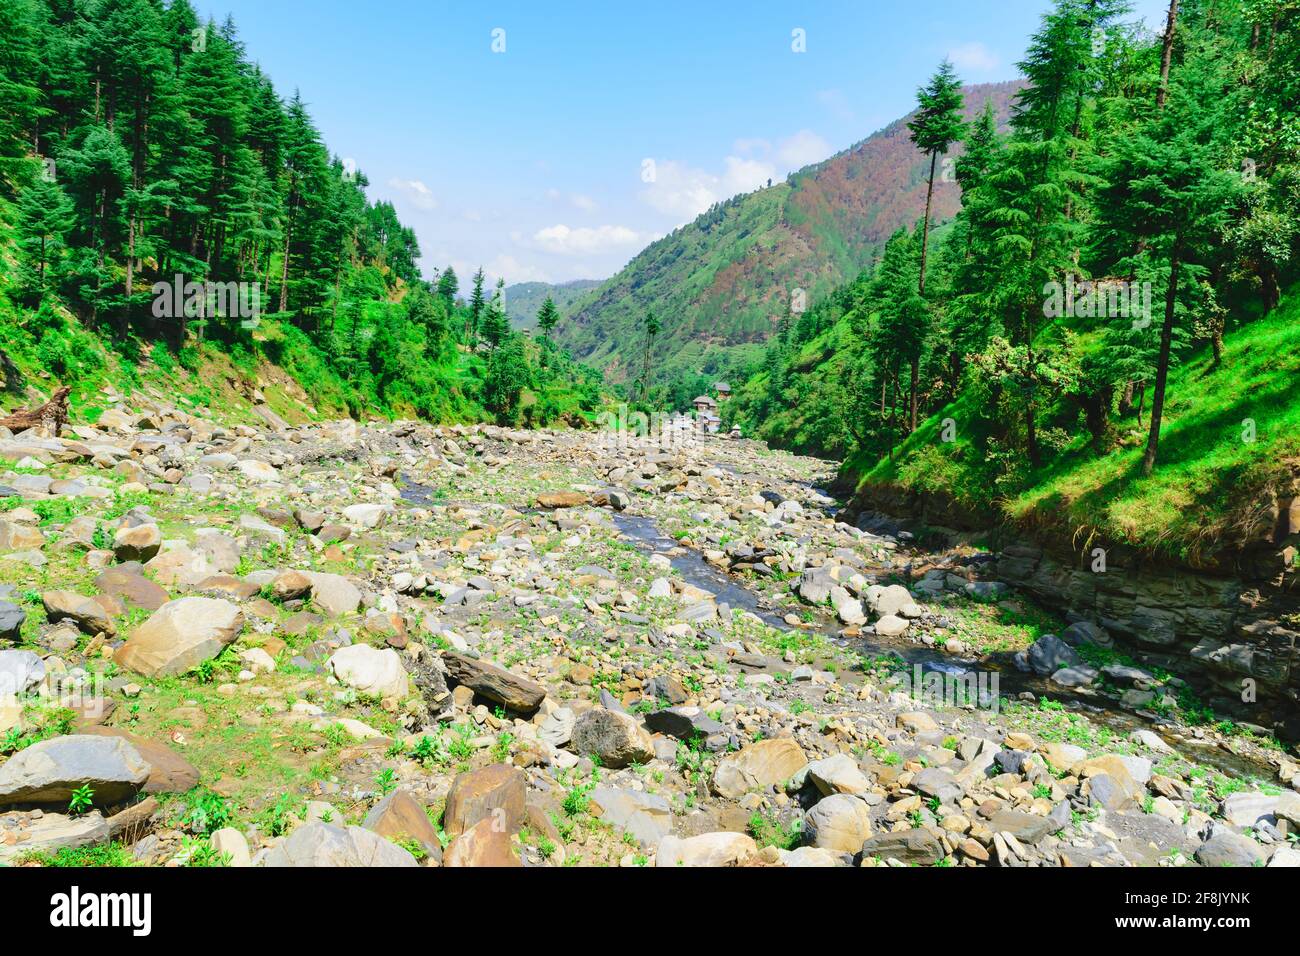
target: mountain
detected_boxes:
[504,279,601,329]
[556,81,1024,387]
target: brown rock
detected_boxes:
[442,651,546,714]
[42,590,115,636]
[711,737,808,798]
[79,726,199,794]
[95,567,169,611]
[364,789,442,862]
[270,570,312,602]
[443,817,521,867]
[535,491,588,509]
[443,763,526,838]
[115,596,244,677]
[113,523,161,562]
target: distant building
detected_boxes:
[698,413,721,434]
[714,382,731,401]
[692,395,717,415]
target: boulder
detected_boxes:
[804,753,871,795]
[42,590,115,636]
[535,491,587,509]
[656,831,756,867]
[0,735,149,806]
[570,708,655,769]
[365,789,442,861]
[711,737,807,798]
[643,705,723,742]
[1026,634,1080,675]
[326,645,410,699]
[1195,828,1265,868]
[442,651,545,713]
[0,600,27,640]
[803,794,873,852]
[113,523,161,562]
[210,827,252,867]
[859,828,943,865]
[262,823,419,867]
[870,584,914,617]
[0,649,44,696]
[94,567,168,611]
[443,816,522,867]
[443,763,526,838]
[303,571,363,616]
[77,726,199,794]
[590,787,673,846]
[115,597,243,677]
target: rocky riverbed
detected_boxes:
[0,403,1297,868]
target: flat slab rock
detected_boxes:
[441,651,545,713]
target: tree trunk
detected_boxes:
[1156,0,1180,110]
[278,223,292,314]
[919,152,937,297]
[1142,244,1181,475]
[909,355,919,433]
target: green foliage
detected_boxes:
[735,0,1300,560]
[0,2,604,428]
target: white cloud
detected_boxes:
[639,133,830,223]
[486,254,552,285]
[947,41,999,73]
[640,156,775,222]
[531,223,648,256]
[776,129,833,168]
[732,137,772,155]
[387,177,437,211]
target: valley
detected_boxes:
[0,401,1294,868]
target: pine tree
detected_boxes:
[467,267,486,342]
[907,59,965,300]
[536,295,559,341]
[436,265,459,305]
[16,176,75,303]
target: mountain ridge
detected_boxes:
[554,80,1026,387]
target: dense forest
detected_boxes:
[0,0,603,426]
[731,0,1300,561]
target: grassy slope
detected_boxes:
[846,290,1300,561]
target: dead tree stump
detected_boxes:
[0,386,71,436]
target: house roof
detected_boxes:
[714,381,731,390]
[692,395,717,405]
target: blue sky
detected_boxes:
[200,0,1172,287]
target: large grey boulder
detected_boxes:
[0,600,26,640]
[0,649,44,695]
[261,822,419,867]
[1026,634,1080,676]
[0,735,149,806]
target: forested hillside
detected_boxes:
[0,0,603,428]
[556,81,1023,395]
[504,279,599,330]
[731,0,1300,564]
